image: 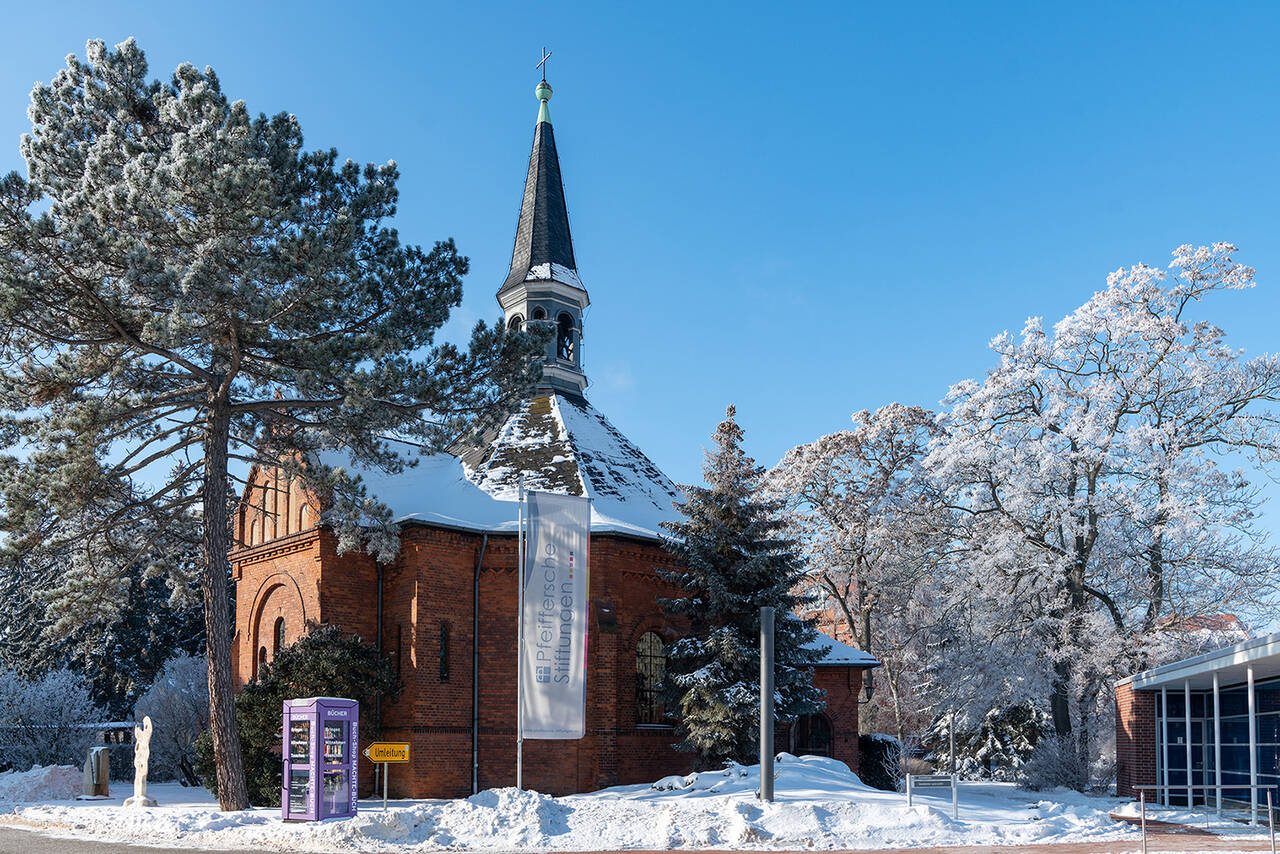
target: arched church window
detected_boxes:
[791,713,833,757]
[274,617,286,655]
[509,314,523,333]
[556,313,575,362]
[636,632,666,725]
[532,306,546,321]
[256,646,266,677]
[439,621,450,682]
[298,503,311,530]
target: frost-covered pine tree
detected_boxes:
[0,40,542,809]
[661,405,825,767]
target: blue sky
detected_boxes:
[3,1,1278,529]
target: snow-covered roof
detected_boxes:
[523,261,583,291]
[320,392,682,541]
[803,633,879,668]
[1117,630,1280,691]
[454,392,683,539]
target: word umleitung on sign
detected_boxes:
[363,742,410,763]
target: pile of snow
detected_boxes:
[6,755,1260,851]
[0,764,81,803]
[647,754,877,797]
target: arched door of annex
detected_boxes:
[250,574,308,679]
[791,713,834,757]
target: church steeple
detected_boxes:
[498,74,590,398]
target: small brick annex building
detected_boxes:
[230,78,877,799]
[1115,632,1280,819]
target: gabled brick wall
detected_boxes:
[1115,679,1156,798]
[233,515,868,797]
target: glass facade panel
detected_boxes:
[1152,681,1280,808]
[1257,685,1280,714]
[1219,719,1251,744]
[1255,714,1280,743]
[1219,689,1248,718]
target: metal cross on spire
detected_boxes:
[537,47,552,81]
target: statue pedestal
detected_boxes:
[123,795,157,807]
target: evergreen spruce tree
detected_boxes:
[661,405,825,768]
[0,40,542,809]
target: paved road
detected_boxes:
[2,822,1277,854]
[0,825,246,854]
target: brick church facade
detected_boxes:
[231,77,877,798]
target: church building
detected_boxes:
[231,76,878,798]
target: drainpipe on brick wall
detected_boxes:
[375,558,384,799]
[376,559,384,728]
[472,533,488,795]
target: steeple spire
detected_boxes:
[497,72,590,397]
[501,78,579,294]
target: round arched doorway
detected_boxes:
[791,713,833,757]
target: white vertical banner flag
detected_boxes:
[520,491,591,739]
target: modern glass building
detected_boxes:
[1115,632,1280,820]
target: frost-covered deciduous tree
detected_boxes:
[0,40,542,809]
[0,668,104,771]
[134,653,209,785]
[769,404,945,744]
[661,405,825,767]
[928,243,1280,786]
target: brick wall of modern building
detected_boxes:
[1115,679,1157,798]
[233,510,868,798]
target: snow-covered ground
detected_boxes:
[0,754,1270,851]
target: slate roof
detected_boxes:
[501,117,578,293]
[457,391,681,536]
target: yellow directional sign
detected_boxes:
[363,742,410,763]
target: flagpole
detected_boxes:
[516,475,525,791]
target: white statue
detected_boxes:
[124,715,157,807]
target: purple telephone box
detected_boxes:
[282,697,358,821]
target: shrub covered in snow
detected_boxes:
[0,668,105,771]
[134,653,209,785]
[194,623,398,805]
[1018,734,1115,792]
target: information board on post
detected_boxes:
[906,774,958,820]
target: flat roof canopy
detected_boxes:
[1119,631,1280,692]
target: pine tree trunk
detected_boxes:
[202,405,250,810]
